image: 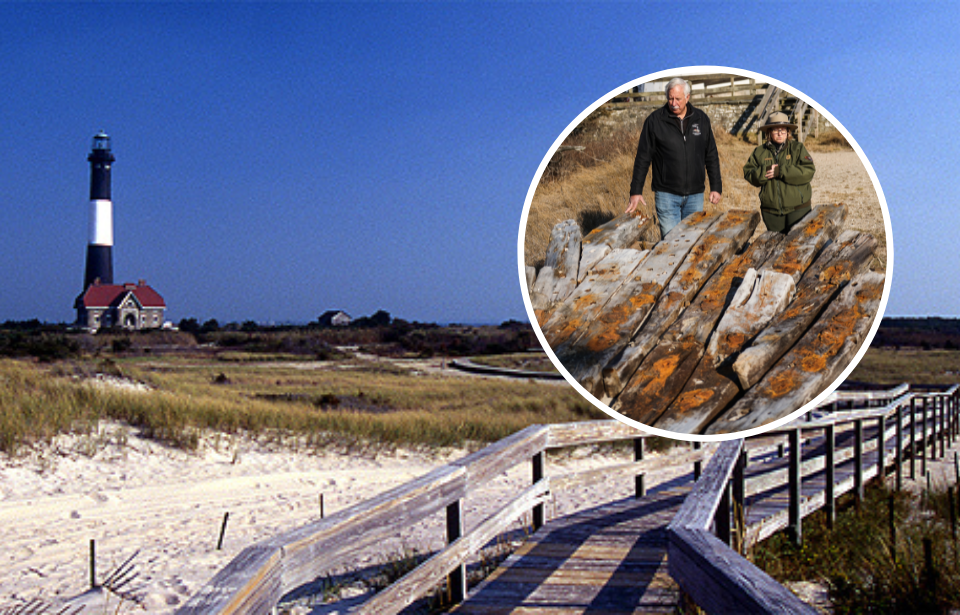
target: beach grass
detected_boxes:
[0,355,603,455]
[754,483,960,612]
[848,348,960,386]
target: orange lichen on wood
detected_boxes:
[818,265,852,286]
[802,214,826,237]
[546,316,583,348]
[673,388,715,412]
[763,370,800,398]
[635,353,683,398]
[771,245,806,277]
[716,331,747,356]
[573,294,598,311]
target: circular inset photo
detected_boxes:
[519,67,892,441]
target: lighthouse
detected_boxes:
[74,131,167,331]
[83,131,115,289]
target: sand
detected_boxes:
[0,419,670,612]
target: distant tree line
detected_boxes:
[0,312,538,360]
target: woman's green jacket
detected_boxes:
[742,140,815,215]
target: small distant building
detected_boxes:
[318,310,352,327]
[75,280,167,331]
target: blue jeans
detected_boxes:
[655,192,704,238]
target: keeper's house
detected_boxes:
[75,280,166,332]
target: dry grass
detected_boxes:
[754,484,960,612]
[524,120,885,271]
[0,356,603,455]
[848,348,960,387]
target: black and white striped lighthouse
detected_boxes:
[83,131,115,289]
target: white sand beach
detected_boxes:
[0,421,652,612]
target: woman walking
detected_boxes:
[743,112,816,233]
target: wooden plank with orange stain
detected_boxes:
[595,232,782,429]
[578,213,652,281]
[599,210,761,402]
[733,230,877,389]
[551,212,720,398]
[706,270,886,434]
[540,248,649,349]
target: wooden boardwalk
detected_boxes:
[183,388,957,614]
[455,402,957,614]
[455,485,689,614]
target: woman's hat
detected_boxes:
[760,111,797,132]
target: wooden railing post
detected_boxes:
[716,481,732,546]
[532,452,544,531]
[446,500,466,604]
[940,395,947,459]
[635,437,646,498]
[877,415,886,479]
[854,419,864,505]
[789,428,802,546]
[694,441,702,481]
[922,397,929,477]
[910,397,917,480]
[826,423,836,528]
[896,403,903,492]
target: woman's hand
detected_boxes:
[764,164,779,179]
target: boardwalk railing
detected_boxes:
[183,383,957,614]
[180,420,709,614]
[668,384,960,613]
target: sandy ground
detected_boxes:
[0,417,689,613]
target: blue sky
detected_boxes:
[0,2,956,324]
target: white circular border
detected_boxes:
[518,65,894,443]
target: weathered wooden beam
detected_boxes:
[706,270,886,434]
[600,210,760,402]
[177,546,283,614]
[540,248,648,349]
[705,268,796,361]
[645,207,846,434]
[552,212,719,398]
[763,204,846,283]
[578,212,652,280]
[733,230,877,389]
[609,232,784,428]
[530,219,582,321]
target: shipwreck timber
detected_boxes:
[528,204,884,435]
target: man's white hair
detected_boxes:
[664,77,691,97]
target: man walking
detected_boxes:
[626,77,722,238]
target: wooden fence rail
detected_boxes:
[181,383,948,614]
[668,385,960,613]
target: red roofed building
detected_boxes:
[75,280,166,331]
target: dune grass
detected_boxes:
[848,348,960,387]
[0,356,603,455]
[754,483,960,612]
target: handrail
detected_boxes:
[182,384,960,613]
[669,385,960,613]
[667,440,816,614]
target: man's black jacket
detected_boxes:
[630,103,722,197]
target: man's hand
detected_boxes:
[626,194,646,214]
[764,164,778,180]
[709,191,722,205]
